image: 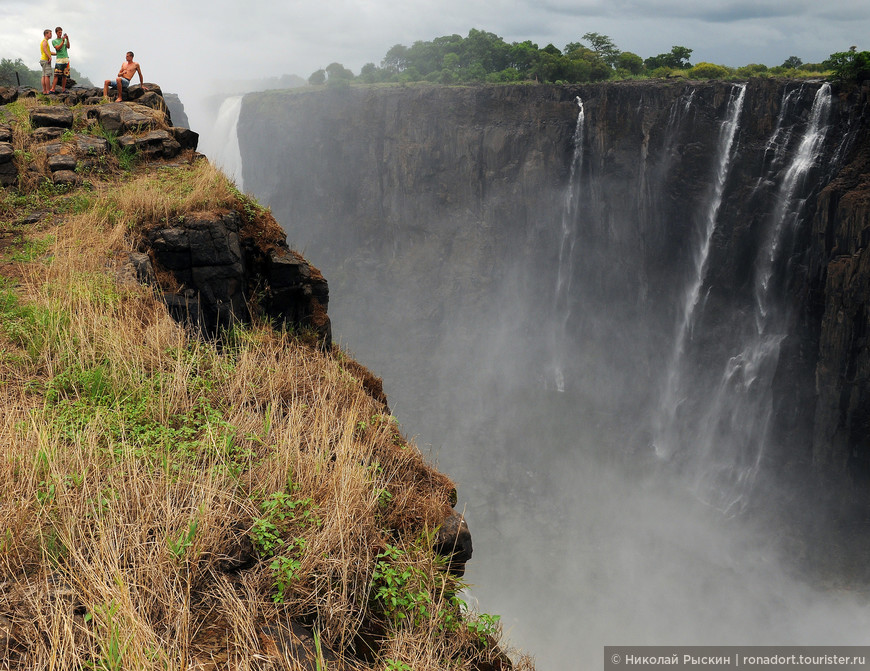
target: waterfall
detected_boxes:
[750,86,802,197]
[653,84,747,460]
[653,83,831,514]
[209,95,244,189]
[754,83,831,326]
[548,96,585,392]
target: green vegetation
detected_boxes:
[304,28,851,86]
[823,47,870,84]
[0,57,94,88]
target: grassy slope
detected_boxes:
[0,95,533,670]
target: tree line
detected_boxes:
[307,29,867,87]
[0,57,93,88]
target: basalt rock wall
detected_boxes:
[238,80,870,514]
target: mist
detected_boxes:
[203,82,870,669]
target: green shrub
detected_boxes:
[689,62,733,79]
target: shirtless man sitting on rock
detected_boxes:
[103,52,146,102]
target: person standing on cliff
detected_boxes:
[103,52,146,102]
[39,29,53,94]
[49,27,70,93]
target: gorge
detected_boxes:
[232,80,870,668]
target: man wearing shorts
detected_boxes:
[49,27,70,93]
[39,29,53,94]
[103,52,146,102]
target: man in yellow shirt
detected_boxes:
[39,29,53,94]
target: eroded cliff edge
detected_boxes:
[0,85,503,670]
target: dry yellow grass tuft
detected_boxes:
[0,146,531,668]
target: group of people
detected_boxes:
[38,26,70,94]
[38,27,146,101]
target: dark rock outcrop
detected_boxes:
[143,210,332,346]
[29,106,73,128]
[0,138,14,187]
[434,511,473,576]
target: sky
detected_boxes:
[3,0,869,102]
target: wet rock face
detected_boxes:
[238,80,870,508]
[807,97,870,487]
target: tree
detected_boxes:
[359,62,380,83]
[541,43,562,56]
[0,58,40,88]
[645,45,693,70]
[325,62,354,81]
[781,56,803,69]
[823,47,870,83]
[582,32,620,68]
[509,40,539,75]
[460,29,511,72]
[308,69,326,85]
[616,51,644,75]
[381,44,409,73]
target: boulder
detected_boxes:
[0,124,11,142]
[118,129,181,159]
[434,511,473,576]
[31,127,65,142]
[170,126,199,151]
[30,106,73,129]
[51,169,79,185]
[136,91,169,114]
[76,135,109,156]
[0,142,15,186]
[89,102,166,134]
[0,87,17,105]
[48,154,77,171]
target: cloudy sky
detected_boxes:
[3,0,868,100]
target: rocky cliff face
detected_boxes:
[238,80,870,512]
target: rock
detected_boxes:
[76,135,109,156]
[31,127,65,142]
[0,86,17,104]
[30,106,73,128]
[136,91,169,115]
[145,211,331,344]
[434,511,473,576]
[89,102,166,135]
[127,129,181,158]
[17,210,48,225]
[0,159,16,187]
[170,126,199,150]
[51,169,79,185]
[48,154,77,172]
[0,142,16,185]
[0,124,11,142]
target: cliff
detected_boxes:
[0,86,512,670]
[238,79,870,551]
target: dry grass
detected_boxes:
[0,154,527,669]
